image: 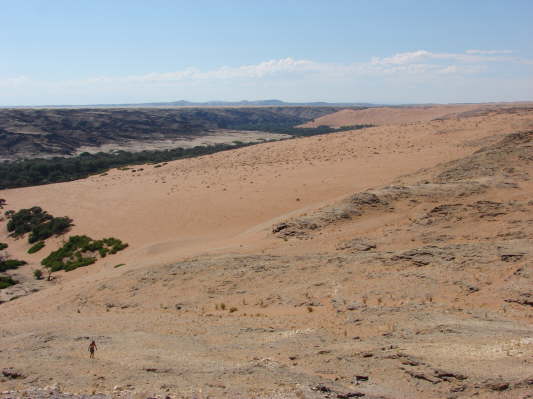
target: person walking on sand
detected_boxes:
[88,340,97,359]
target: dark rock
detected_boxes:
[2,368,24,379]
[311,384,332,392]
[501,253,525,262]
[337,392,365,398]
[401,359,420,366]
[486,381,509,391]
[272,223,290,233]
[346,302,364,311]
[405,369,441,384]
[434,370,467,381]
[144,368,172,373]
[505,293,533,307]
[348,192,387,207]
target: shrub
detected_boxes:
[41,235,128,272]
[6,207,72,243]
[28,217,73,243]
[0,259,27,272]
[0,243,7,251]
[33,269,43,280]
[28,241,45,254]
[0,275,18,289]
[7,206,52,237]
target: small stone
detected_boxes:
[2,368,24,379]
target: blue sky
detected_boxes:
[1,0,532,105]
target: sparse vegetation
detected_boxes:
[28,241,45,254]
[41,235,128,272]
[0,243,7,251]
[231,123,373,137]
[0,275,18,289]
[6,207,72,243]
[0,143,254,189]
[113,263,126,268]
[33,269,43,280]
[0,121,372,190]
[0,258,27,272]
[229,307,238,313]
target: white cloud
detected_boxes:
[81,51,498,85]
[1,49,532,105]
[371,49,517,65]
[120,58,325,83]
[466,49,513,55]
[56,48,521,90]
[436,65,486,74]
[4,50,529,91]
[371,50,432,65]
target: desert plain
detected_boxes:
[0,104,532,398]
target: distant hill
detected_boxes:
[124,99,378,107]
[4,99,378,109]
[0,106,347,160]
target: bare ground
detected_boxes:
[0,105,532,399]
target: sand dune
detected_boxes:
[301,103,533,128]
[0,104,532,398]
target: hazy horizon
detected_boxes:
[3,98,533,109]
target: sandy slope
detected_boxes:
[0,105,532,398]
[2,106,532,268]
[301,103,533,128]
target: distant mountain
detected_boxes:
[3,100,379,108]
[91,99,378,107]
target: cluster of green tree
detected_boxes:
[42,235,128,272]
[0,242,25,289]
[0,258,27,273]
[5,207,73,243]
[0,142,254,189]
[0,275,18,289]
[0,124,372,190]
[231,123,373,137]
